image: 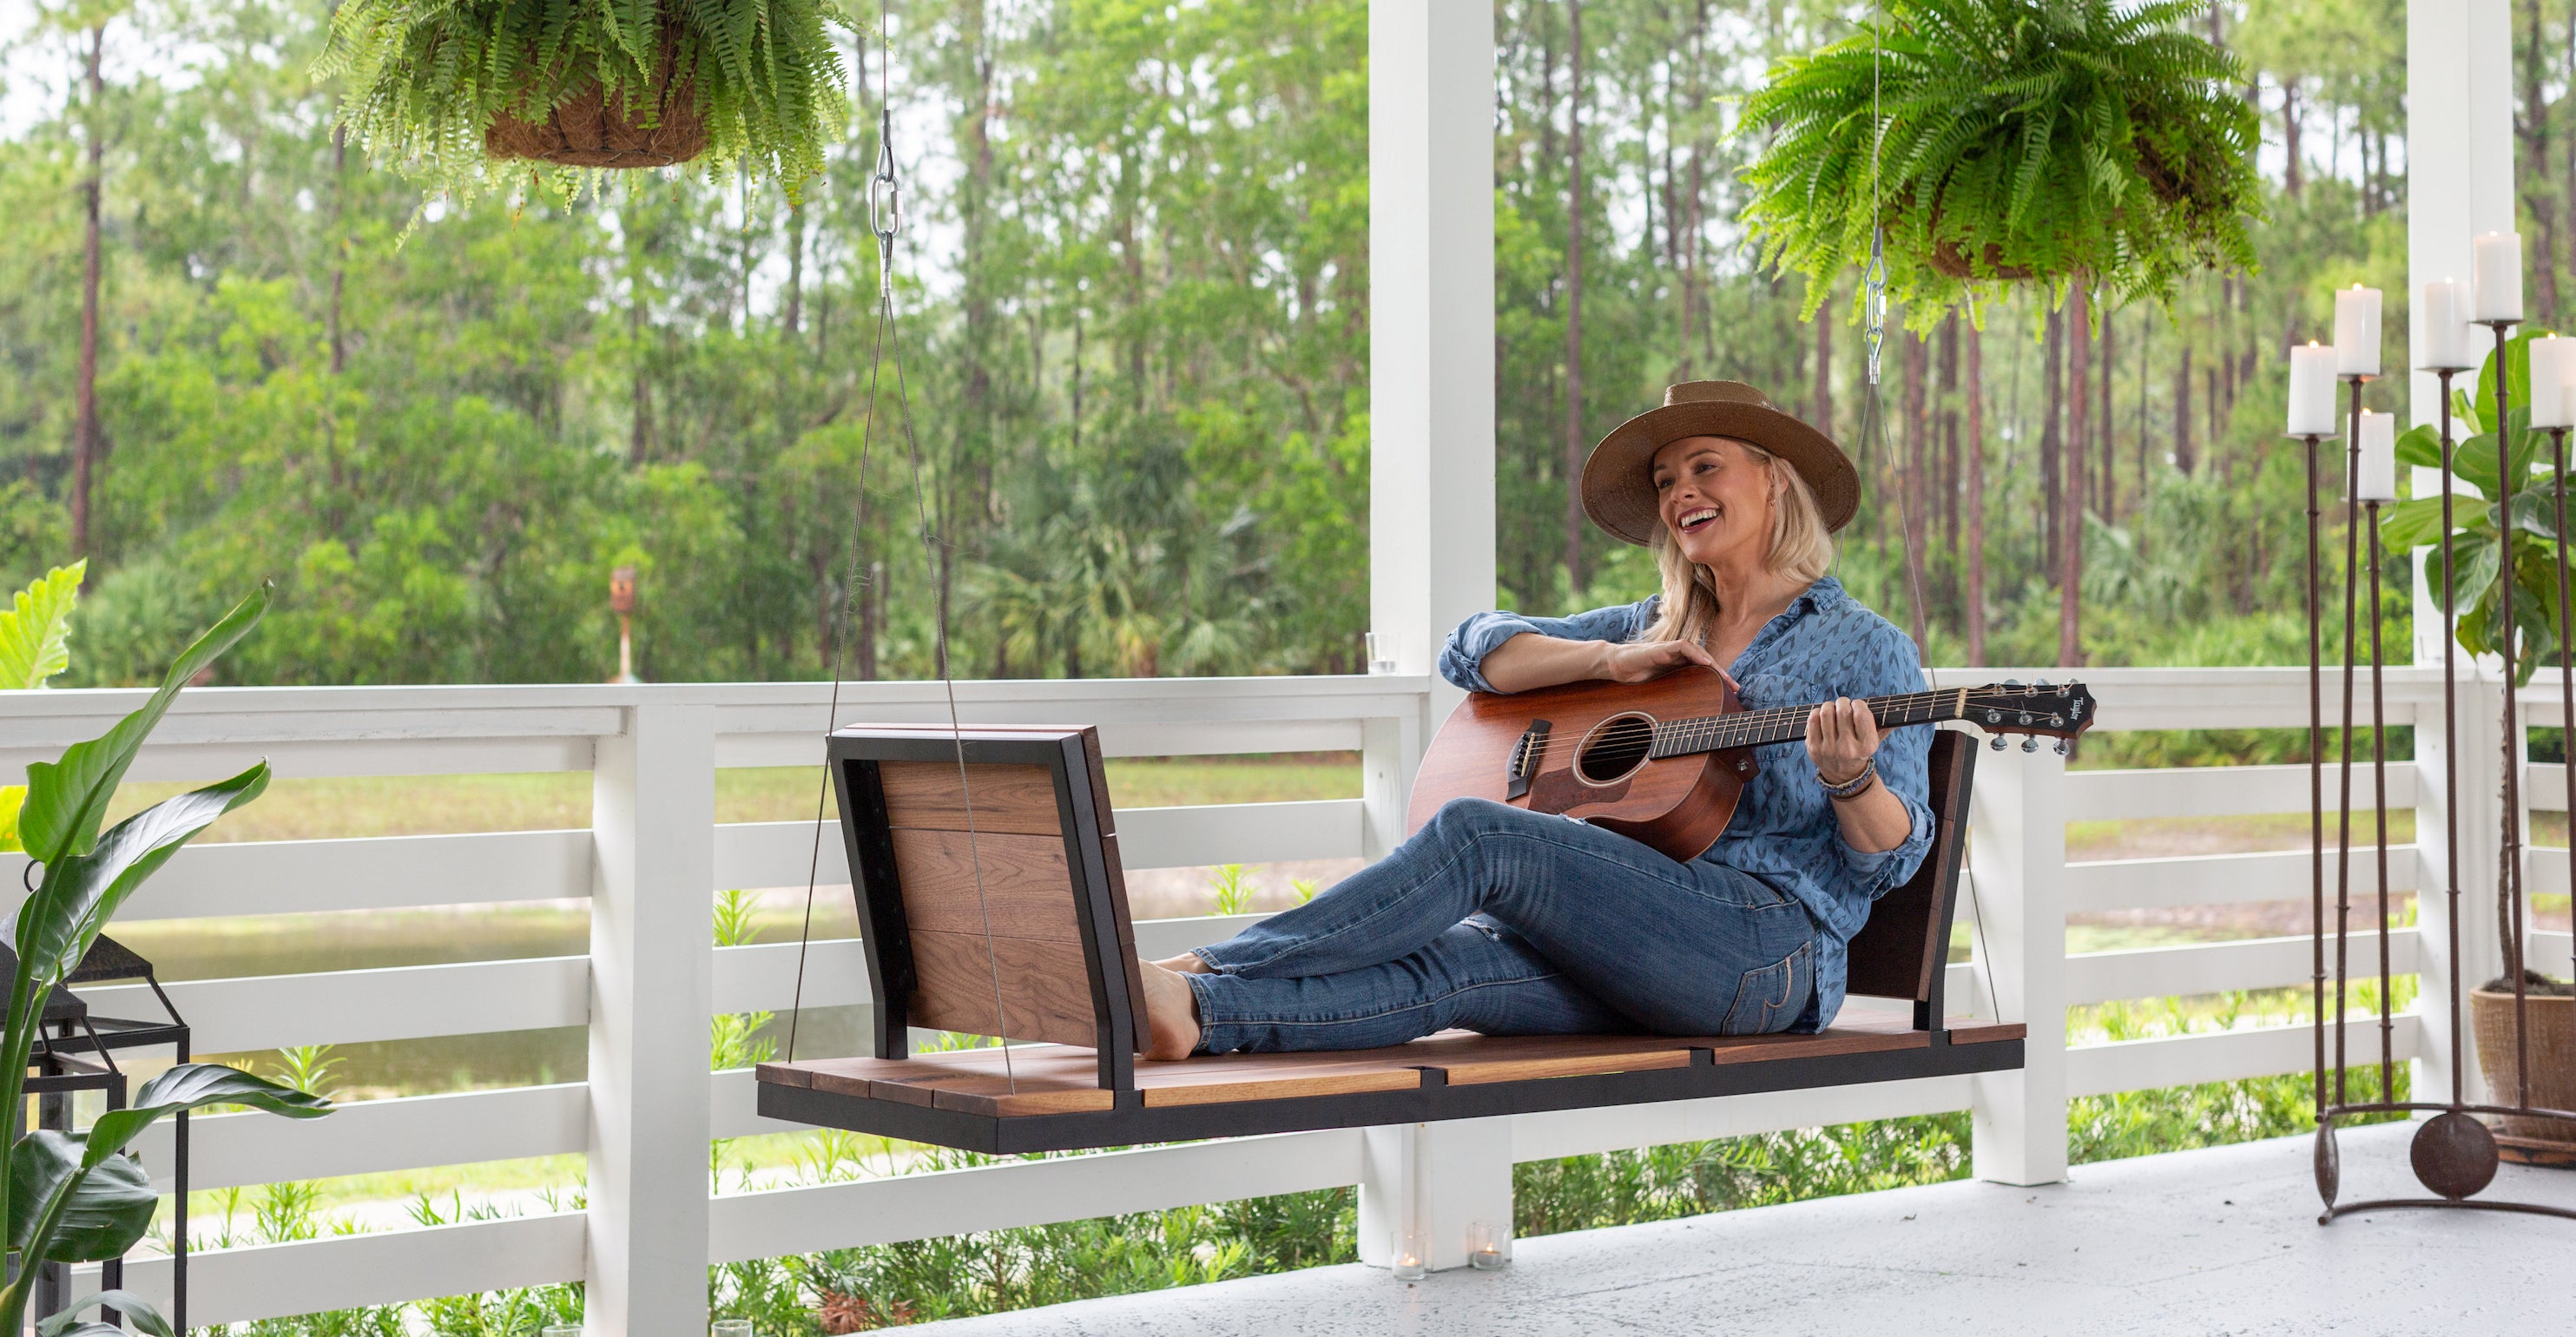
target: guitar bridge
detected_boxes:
[1505,720,1552,800]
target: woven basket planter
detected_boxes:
[2470,988,2576,1149]
[484,37,705,168]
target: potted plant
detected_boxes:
[1737,0,2261,326]
[314,0,853,198]
[2382,333,2576,1159]
[2,585,333,1334]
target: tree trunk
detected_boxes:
[2281,79,2304,198]
[1966,322,1986,667]
[2526,0,2560,321]
[2063,285,2091,668]
[2042,307,2064,572]
[71,23,104,558]
[628,184,654,466]
[329,127,346,375]
[2175,342,2195,475]
[1940,311,1960,571]
[1561,0,1588,601]
[1812,293,1833,438]
[1901,331,1929,653]
[2098,304,2117,523]
[783,201,806,338]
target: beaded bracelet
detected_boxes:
[1817,758,1877,802]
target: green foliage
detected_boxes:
[1207,864,1254,917]
[2380,330,2576,686]
[0,562,84,690]
[0,561,87,853]
[314,0,854,204]
[0,589,333,1335]
[1740,0,2263,326]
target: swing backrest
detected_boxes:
[1843,728,1975,1031]
[829,724,1147,1084]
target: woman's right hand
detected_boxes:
[1597,638,1725,684]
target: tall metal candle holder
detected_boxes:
[2309,315,2576,1222]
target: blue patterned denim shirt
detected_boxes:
[1437,576,1935,1029]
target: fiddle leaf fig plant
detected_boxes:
[0,585,333,1336]
[2378,329,2575,992]
[1739,0,2262,327]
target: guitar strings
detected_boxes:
[1643,686,2076,758]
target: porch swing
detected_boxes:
[754,10,2039,1156]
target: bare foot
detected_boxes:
[1154,952,1212,974]
[1138,961,1202,1060]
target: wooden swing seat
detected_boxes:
[754,724,2022,1155]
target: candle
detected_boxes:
[2354,410,2397,502]
[2531,334,2576,429]
[2421,277,2480,369]
[2288,342,2340,436]
[2475,232,2524,322]
[2334,285,2381,377]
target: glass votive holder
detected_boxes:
[711,1321,754,1337]
[1466,1219,1506,1270]
[1391,1247,1427,1281]
[541,1326,582,1337]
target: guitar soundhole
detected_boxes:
[1575,713,1657,787]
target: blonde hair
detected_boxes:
[1637,438,1836,648]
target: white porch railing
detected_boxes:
[0,664,2529,1330]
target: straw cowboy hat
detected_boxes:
[1579,380,1859,543]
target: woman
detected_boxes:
[1135,380,1934,1060]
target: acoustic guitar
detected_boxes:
[1406,668,2096,862]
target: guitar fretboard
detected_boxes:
[1644,688,1962,760]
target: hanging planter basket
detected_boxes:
[484,37,707,169]
[1739,0,2262,326]
[319,0,849,202]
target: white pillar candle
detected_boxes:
[2354,410,2397,502]
[2334,285,2382,377]
[2475,231,2524,322]
[2288,342,2340,436]
[2421,277,2480,370]
[2531,334,2576,429]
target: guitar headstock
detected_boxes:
[1956,680,2096,751]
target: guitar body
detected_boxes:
[1407,668,1760,864]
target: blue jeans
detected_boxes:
[1186,797,1822,1054]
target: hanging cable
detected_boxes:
[1855,0,1932,651]
[787,8,1017,1095]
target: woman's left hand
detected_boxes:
[1803,698,1884,787]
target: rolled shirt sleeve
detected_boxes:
[1438,598,1660,693]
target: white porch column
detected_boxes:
[1367,0,1495,754]
[1360,0,1502,1270]
[587,701,716,1335]
[1968,742,2068,1185]
[2407,0,2514,1109]
[1355,1119,1515,1272]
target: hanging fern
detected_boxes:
[1739,0,2262,327]
[315,0,854,201]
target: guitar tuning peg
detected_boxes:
[2020,736,2039,753]
[1988,734,2007,751]
[2003,678,2022,687]
[2053,740,2070,756]
[2034,678,2051,688]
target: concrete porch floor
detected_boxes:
[919,1121,2573,1334]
